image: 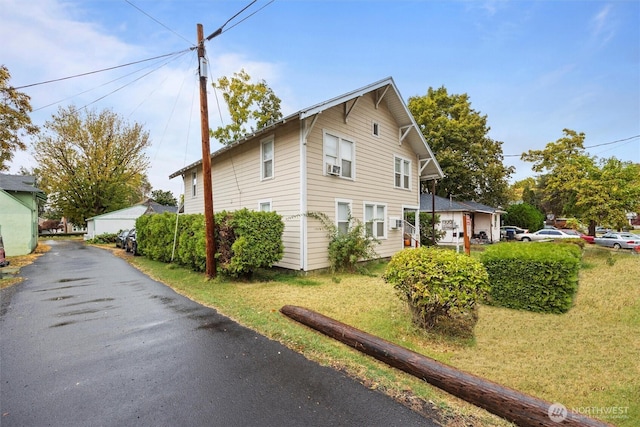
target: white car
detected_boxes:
[593,232,640,250]
[518,229,579,242]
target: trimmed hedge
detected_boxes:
[135,209,284,278]
[480,242,582,313]
[383,247,490,336]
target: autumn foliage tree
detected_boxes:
[1,65,39,171]
[33,106,151,226]
[408,86,513,207]
[211,69,282,145]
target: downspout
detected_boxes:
[299,117,308,271]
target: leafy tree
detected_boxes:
[521,129,640,234]
[502,203,545,232]
[408,86,513,207]
[33,106,151,226]
[1,65,39,171]
[211,69,283,145]
[151,189,177,206]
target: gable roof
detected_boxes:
[169,77,443,180]
[420,193,505,214]
[0,173,45,194]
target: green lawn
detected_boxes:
[121,245,638,426]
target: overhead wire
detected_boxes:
[13,49,192,90]
[503,134,640,158]
[123,0,193,46]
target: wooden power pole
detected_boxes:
[197,23,216,279]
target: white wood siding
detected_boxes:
[179,121,302,270]
[305,92,420,270]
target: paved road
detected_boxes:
[1,240,437,427]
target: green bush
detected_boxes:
[87,232,118,244]
[480,242,582,313]
[220,209,285,278]
[383,247,489,336]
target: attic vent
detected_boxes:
[372,121,380,137]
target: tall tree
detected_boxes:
[211,69,282,145]
[1,65,39,171]
[521,129,640,234]
[33,106,151,226]
[151,189,177,206]
[408,86,513,207]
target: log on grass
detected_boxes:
[280,305,611,427]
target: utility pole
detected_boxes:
[197,23,216,279]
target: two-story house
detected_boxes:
[170,77,443,271]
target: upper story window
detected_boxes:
[364,203,386,239]
[191,171,197,197]
[336,200,351,234]
[372,121,380,137]
[261,138,274,180]
[394,156,411,190]
[324,131,354,179]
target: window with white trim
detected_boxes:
[394,156,411,190]
[261,138,274,180]
[372,121,380,137]
[336,200,351,234]
[364,203,386,238]
[259,200,272,212]
[324,132,354,179]
[191,171,197,197]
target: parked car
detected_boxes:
[593,232,640,250]
[115,229,129,249]
[500,226,528,240]
[0,232,9,268]
[124,228,137,255]
[560,229,595,244]
[518,229,578,242]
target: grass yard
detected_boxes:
[5,241,637,425]
[121,245,639,427]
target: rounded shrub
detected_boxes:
[383,247,490,336]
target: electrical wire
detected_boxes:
[223,0,275,34]
[504,134,640,157]
[206,0,258,40]
[123,0,193,46]
[13,49,192,90]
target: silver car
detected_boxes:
[593,232,640,250]
[518,229,578,242]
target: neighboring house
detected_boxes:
[84,199,178,239]
[0,173,47,256]
[420,194,505,244]
[170,77,444,271]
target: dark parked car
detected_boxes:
[116,229,129,249]
[0,232,9,268]
[125,228,137,255]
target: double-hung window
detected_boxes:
[261,138,274,180]
[364,203,386,239]
[394,156,411,190]
[259,199,272,212]
[324,132,354,179]
[336,200,351,234]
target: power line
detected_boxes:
[205,0,258,41]
[123,0,193,46]
[224,0,275,34]
[13,49,192,90]
[504,134,640,157]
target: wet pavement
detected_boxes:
[0,240,437,426]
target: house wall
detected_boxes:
[0,191,39,256]
[304,92,420,270]
[84,206,148,239]
[181,121,303,270]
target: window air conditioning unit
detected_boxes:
[326,163,341,176]
[389,217,403,229]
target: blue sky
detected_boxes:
[2,0,639,199]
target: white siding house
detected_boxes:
[85,200,177,239]
[170,77,444,271]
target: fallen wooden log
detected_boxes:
[280,305,611,427]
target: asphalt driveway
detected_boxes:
[0,239,437,426]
